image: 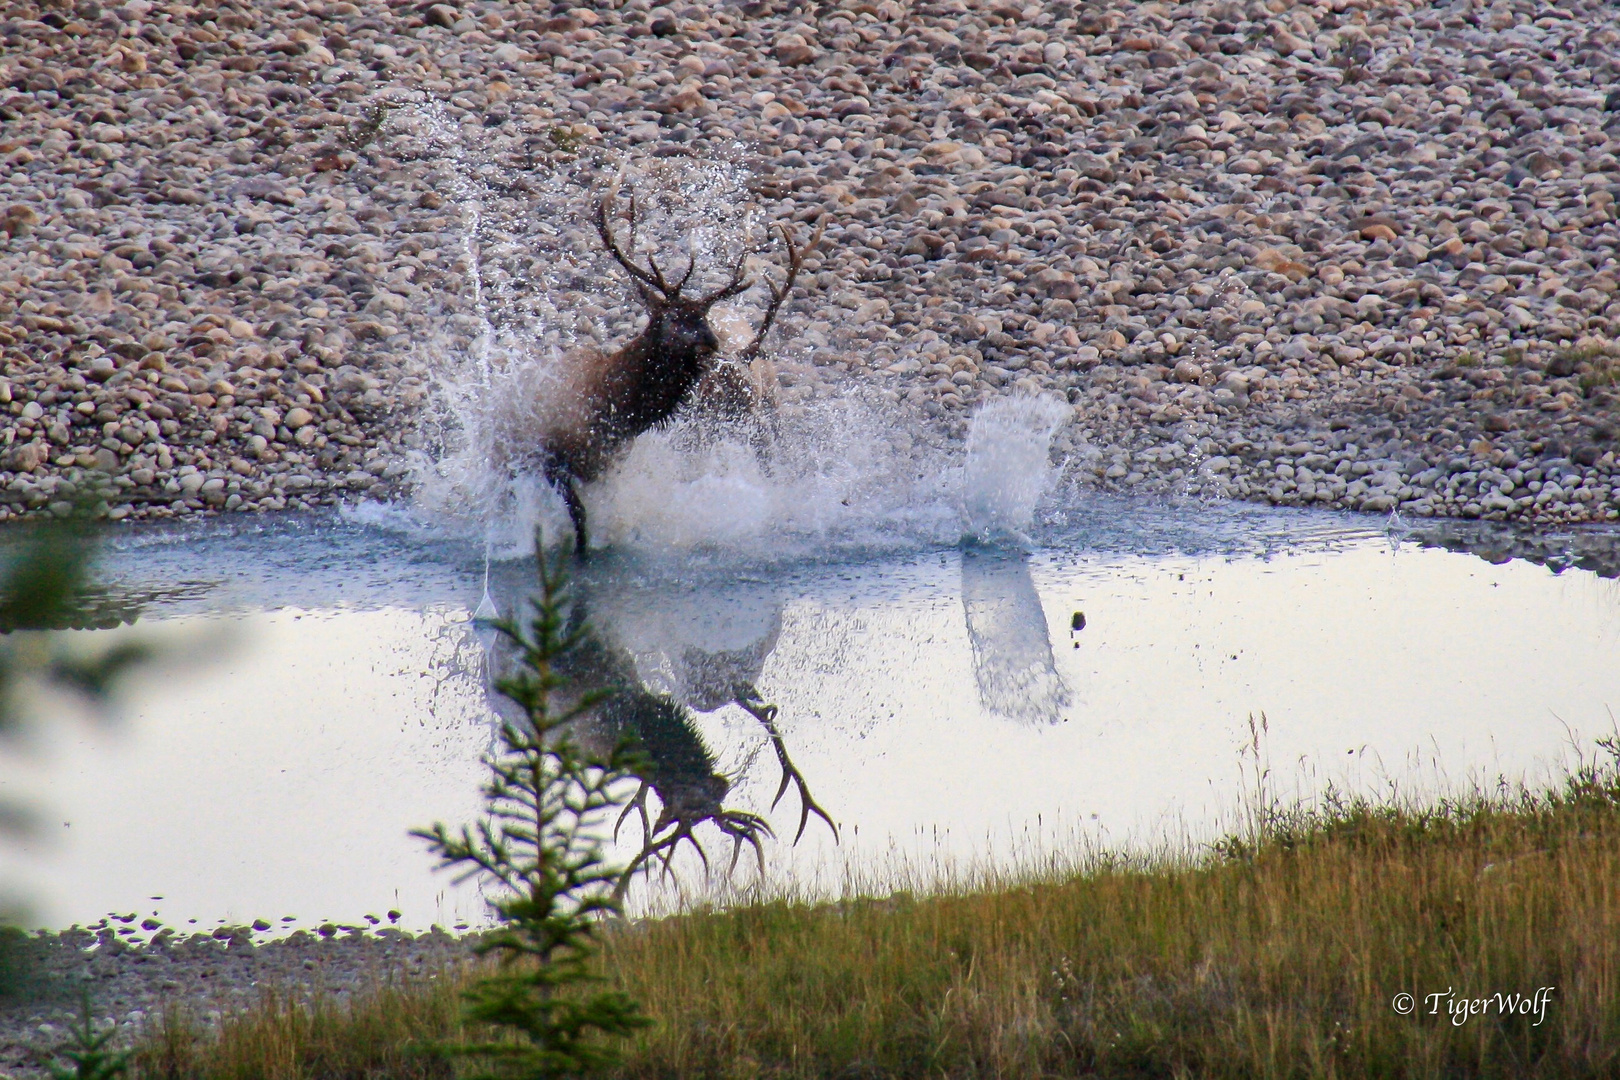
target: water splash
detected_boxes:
[960,395,1073,544]
[386,108,796,557]
[373,114,1076,564]
[577,391,1074,561]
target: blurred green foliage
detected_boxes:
[0,513,159,998]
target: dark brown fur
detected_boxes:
[540,192,818,555]
[539,188,750,554]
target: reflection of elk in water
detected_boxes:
[483,562,835,891]
[536,188,815,555]
[565,628,835,892]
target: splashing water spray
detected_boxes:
[372,113,1078,564]
[960,395,1074,544]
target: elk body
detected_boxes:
[535,189,815,554]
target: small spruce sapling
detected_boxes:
[414,538,651,1079]
[46,994,131,1080]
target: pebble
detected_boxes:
[0,0,1616,527]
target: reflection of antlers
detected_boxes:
[737,221,824,363]
[595,185,756,307]
[609,690,834,901]
[737,691,838,844]
[614,780,654,846]
[614,805,773,900]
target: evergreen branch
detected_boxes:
[415,533,652,1077]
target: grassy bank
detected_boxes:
[136,744,1620,1079]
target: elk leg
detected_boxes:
[563,480,588,558]
[748,410,779,470]
[542,453,590,558]
[736,690,838,844]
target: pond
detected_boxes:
[4,493,1618,933]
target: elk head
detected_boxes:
[593,186,753,388]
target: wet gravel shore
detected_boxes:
[0,923,474,1077]
[3,0,1620,525]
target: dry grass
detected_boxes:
[135,981,463,1080]
[1550,342,1620,395]
[138,743,1620,1080]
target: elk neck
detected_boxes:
[596,313,717,435]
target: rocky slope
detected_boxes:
[1,0,1619,524]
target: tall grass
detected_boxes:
[138,741,1620,1079]
[136,980,463,1080]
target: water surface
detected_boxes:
[4,501,1617,930]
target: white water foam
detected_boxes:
[960,395,1074,544]
[424,391,1075,562]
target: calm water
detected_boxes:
[3,500,1618,932]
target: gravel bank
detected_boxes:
[2,0,1619,527]
[0,923,473,1076]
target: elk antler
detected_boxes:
[595,186,697,301]
[698,244,756,308]
[737,220,824,363]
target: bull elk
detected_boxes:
[537,187,817,555]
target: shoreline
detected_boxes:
[0,923,475,1079]
[7,740,1619,1077]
